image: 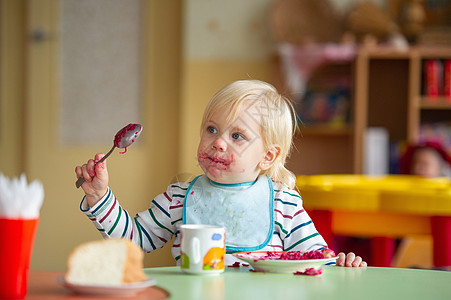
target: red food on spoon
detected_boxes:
[75,123,143,188]
[114,123,143,154]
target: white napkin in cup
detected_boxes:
[0,173,44,219]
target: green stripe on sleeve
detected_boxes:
[107,206,122,235]
[148,209,174,234]
[171,185,188,190]
[91,195,114,217]
[285,232,320,251]
[282,190,302,199]
[134,218,143,249]
[275,221,288,235]
[171,218,183,225]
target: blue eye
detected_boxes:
[207,126,217,134]
[232,132,244,140]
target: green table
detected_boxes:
[145,266,451,300]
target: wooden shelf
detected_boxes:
[420,97,451,109]
[359,46,411,59]
[282,45,451,175]
[415,46,451,59]
[354,46,451,172]
[359,45,451,59]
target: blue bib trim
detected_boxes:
[210,179,258,187]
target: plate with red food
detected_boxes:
[232,248,337,275]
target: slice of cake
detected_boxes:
[65,238,148,286]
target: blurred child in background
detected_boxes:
[400,141,451,178]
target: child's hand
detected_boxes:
[75,153,109,207]
[336,252,367,267]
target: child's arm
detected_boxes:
[276,188,367,267]
[275,189,328,251]
[74,153,109,207]
[79,181,186,253]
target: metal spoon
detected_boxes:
[75,123,143,188]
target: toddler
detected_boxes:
[400,141,451,178]
[75,80,365,267]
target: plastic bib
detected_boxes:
[183,175,274,252]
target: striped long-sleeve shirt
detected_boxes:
[80,181,327,262]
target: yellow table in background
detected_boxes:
[296,175,451,267]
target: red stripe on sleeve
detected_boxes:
[292,209,305,218]
[100,197,117,223]
[169,204,184,209]
[163,192,172,202]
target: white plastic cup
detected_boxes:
[179,224,225,275]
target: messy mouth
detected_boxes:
[199,153,232,166]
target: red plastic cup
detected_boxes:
[0,218,39,299]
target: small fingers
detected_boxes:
[94,153,106,164]
[94,153,107,174]
[75,165,83,178]
[81,164,91,182]
[78,159,96,183]
[351,255,363,267]
[336,252,346,267]
[346,252,356,267]
[86,159,96,177]
[75,164,90,181]
[336,252,367,267]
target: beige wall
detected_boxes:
[0,0,25,176]
[1,0,375,271]
[0,0,274,271]
[1,0,182,271]
[179,0,275,174]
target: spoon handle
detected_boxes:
[75,145,116,188]
[97,145,116,164]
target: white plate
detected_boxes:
[58,277,156,296]
[233,251,337,274]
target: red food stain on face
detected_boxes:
[198,153,232,179]
[198,152,232,167]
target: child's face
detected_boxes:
[411,148,442,178]
[197,103,269,184]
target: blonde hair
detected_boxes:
[200,80,298,188]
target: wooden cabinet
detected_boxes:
[286,46,451,175]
